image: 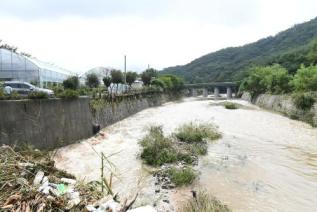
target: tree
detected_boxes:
[241,64,292,97]
[111,70,123,84]
[292,65,317,92]
[85,73,99,88]
[126,72,138,87]
[307,38,317,65]
[103,76,112,88]
[111,70,124,93]
[158,75,184,91]
[141,68,157,86]
[63,76,79,90]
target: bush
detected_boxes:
[140,126,178,166]
[223,102,238,110]
[182,191,231,212]
[168,167,197,186]
[0,89,5,100]
[28,92,49,99]
[175,123,221,143]
[292,65,317,92]
[63,76,79,90]
[158,75,184,91]
[151,79,166,89]
[78,86,91,96]
[292,92,316,110]
[57,89,79,99]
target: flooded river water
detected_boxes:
[54,97,317,211]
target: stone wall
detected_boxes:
[241,92,317,126]
[0,94,170,149]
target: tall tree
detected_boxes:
[85,73,99,88]
[141,68,157,86]
[111,70,124,93]
[126,72,138,87]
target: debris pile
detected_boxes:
[0,145,156,211]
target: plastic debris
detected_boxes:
[33,171,44,186]
[127,205,157,212]
[57,184,67,195]
[98,199,122,212]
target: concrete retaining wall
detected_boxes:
[0,94,170,149]
[242,92,317,126]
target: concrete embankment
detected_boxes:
[0,93,172,149]
[241,92,317,126]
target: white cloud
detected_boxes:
[0,0,316,73]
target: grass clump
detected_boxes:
[140,126,178,166]
[182,191,231,212]
[175,123,221,143]
[168,167,197,186]
[223,102,238,110]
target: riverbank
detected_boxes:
[241,92,317,126]
[0,92,179,149]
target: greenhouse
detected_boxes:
[0,48,73,87]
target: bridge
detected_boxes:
[184,82,238,99]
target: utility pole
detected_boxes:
[124,55,127,84]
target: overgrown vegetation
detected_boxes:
[174,123,221,143]
[167,167,197,186]
[239,64,292,98]
[57,89,79,99]
[240,64,317,111]
[292,92,316,110]
[140,126,178,166]
[181,191,231,212]
[28,91,49,99]
[139,123,221,190]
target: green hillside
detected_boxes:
[161,17,317,83]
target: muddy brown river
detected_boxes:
[54,98,317,211]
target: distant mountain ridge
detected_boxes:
[161,17,317,83]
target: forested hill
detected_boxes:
[160,17,317,83]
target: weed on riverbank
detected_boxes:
[182,191,231,212]
[167,167,197,186]
[174,122,221,143]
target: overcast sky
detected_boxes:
[0,0,317,73]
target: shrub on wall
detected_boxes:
[292,92,316,110]
[28,92,49,99]
[57,89,79,99]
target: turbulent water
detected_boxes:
[54,97,317,211]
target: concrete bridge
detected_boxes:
[184,82,238,99]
